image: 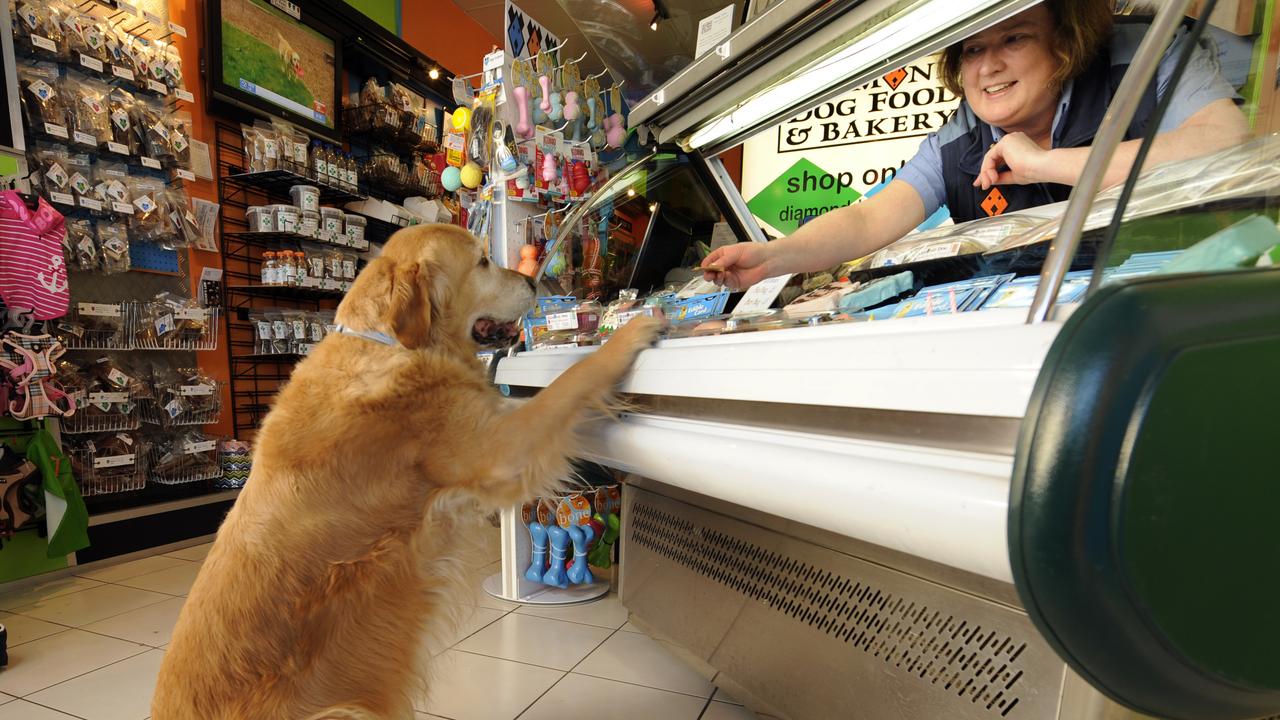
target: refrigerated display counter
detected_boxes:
[494,0,1280,718]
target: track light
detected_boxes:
[428,67,440,80]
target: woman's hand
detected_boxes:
[702,242,775,290]
[973,132,1055,190]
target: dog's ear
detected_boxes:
[386,259,432,349]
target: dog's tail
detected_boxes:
[303,706,384,720]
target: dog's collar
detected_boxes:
[333,324,398,346]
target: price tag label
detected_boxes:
[732,274,795,316]
[141,157,162,169]
[44,123,69,139]
[322,279,340,290]
[49,191,75,206]
[184,440,218,454]
[143,10,163,25]
[79,54,104,72]
[79,302,122,317]
[78,197,103,211]
[175,308,207,321]
[546,311,579,331]
[175,88,194,102]
[112,201,134,214]
[94,454,136,469]
[179,383,215,396]
[168,21,187,37]
[32,35,56,52]
[117,1,138,16]
[73,131,97,146]
[89,392,130,404]
[112,65,135,81]
[301,275,321,288]
[106,141,128,155]
[147,79,167,94]
[175,168,195,181]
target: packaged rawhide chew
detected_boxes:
[66,432,142,492]
[128,175,168,243]
[136,293,209,347]
[149,429,220,484]
[63,218,98,271]
[169,110,194,170]
[119,31,151,85]
[161,43,184,92]
[63,72,111,148]
[163,188,201,248]
[32,143,74,206]
[18,61,67,138]
[104,87,139,155]
[94,160,132,216]
[62,11,107,69]
[13,1,68,62]
[132,98,174,163]
[55,301,126,347]
[66,151,94,204]
[97,224,131,275]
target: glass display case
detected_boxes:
[497,1,1280,718]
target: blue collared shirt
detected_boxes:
[895,28,1241,220]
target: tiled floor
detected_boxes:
[0,543,761,720]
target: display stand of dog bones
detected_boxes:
[482,485,622,605]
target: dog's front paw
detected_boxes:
[607,315,662,354]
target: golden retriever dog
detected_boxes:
[276,31,303,78]
[152,224,659,719]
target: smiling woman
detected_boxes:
[702,0,1251,290]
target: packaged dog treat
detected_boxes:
[63,217,99,271]
[62,11,109,72]
[103,87,139,155]
[32,143,75,206]
[164,188,201,248]
[128,175,168,242]
[94,160,132,217]
[13,1,68,62]
[150,429,220,484]
[55,301,127,347]
[168,110,194,170]
[67,431,143,492]
[18,61,68,139]
[160,42,184,91]
[135,293,205,346]
[66,151,94,204]
[118,31,151,86]
[63,72,111,148]
[96,224,131,275]
[132,99,173,163]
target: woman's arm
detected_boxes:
[974,98,1249,190]
[702,179,927,289]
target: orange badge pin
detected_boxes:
[981,188,1009,217]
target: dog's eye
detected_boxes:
[477,256,489,268]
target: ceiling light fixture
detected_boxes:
[428,67,440,81]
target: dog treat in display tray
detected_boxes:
[134,293,220,350]
[139,368,221,427]
[146,430,222,485]
[56,301,130,349]
[66,432,147,496]
[54,357,142,434]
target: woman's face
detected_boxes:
[960,6,1061,137]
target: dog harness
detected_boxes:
[333,324,397,346]
[1,333,76,420]
[0,191,69,320]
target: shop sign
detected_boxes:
[743,61,961,237]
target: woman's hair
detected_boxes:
[938,0,1115,97]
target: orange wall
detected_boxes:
[401,4,500,83]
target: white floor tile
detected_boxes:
[10,584,171,627]
[0,700,81,719]
[0,629,148,696]
[28,648,165,720]
[0,577,104,611]
[418,649,561,720]
[115,563,203,596]
[422,605,507,657]
[701,701,761,720]
[515,594,628,629]
[161,542,212,561]
[0,611,67,646]
[519,673,707,720]
[712,687,743,705]
[576,630,714,698]
[620,620,643,634]
[82,596,186,647]
[415,715,449,720]
[474,585,521,612]
[0,694,11,706]
[75,555,192,583]
[455,613,612,671]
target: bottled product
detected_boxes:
[324,145,338,185]
[291,252,306,286]
[343,154,355,191]
[281,250,297,286]
[311,141,325,181]
[261,251,277,285]
[348,154,359,189]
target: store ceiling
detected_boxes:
[449,0,612,77]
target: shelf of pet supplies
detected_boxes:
[85,486,242,527]
[342,104,440,156]
[351,213,412,244]
[223,168,366,205]
[59,409,142,435]
[223,230,370,252]
[231,353,305,363]
[226,284,346,301]
[139,401,222,428]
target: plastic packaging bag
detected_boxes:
[18,60,68,138]
[13,1,68,62]
[97,225,131,275]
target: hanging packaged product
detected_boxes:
[14,1,68,62]
[534,126,564,196]
[103,86,138,156]
[132,99,175,166]
[94,161,133,217]
[62,11,109,75]
[96,225,131,275]
[18,61,68,140]
[162,188,201,248]
[128,175,169,244]
[566,143,595,200]
[168,110,194,173]
[65,151,95,208]
[32,143,75,207]
[62,218,98,272]
[58,71,110,149]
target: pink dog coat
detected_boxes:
[0,191,69,320]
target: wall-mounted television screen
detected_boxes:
[208,0,342,140]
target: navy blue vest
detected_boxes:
[940,24,1161,223]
